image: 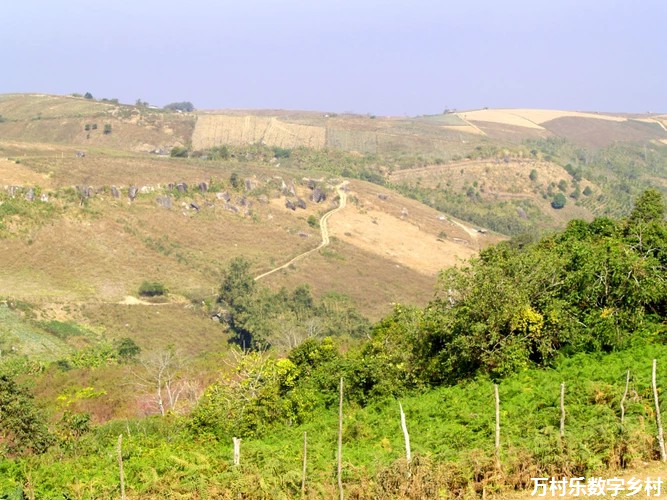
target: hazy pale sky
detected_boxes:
[2,0,665,115]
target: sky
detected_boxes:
[2,0,665,116]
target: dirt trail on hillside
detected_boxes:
[254,182,348,281]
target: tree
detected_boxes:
[84,92,93,100]
[164,101,195,112]
[133,349,193,416]
[116,337,141,362]
[551,192,567,209]
[218,257,259,348]
[103,124,112,135]
[628,188,666,226]
[190,349,309,438]
[0,375,52,456]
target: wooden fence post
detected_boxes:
[560,382,566,439]
[399,402,411,464]
[652,360,666,461]
[117,434,126,500]
[233,437,241,466]
[494,384,500,467]
[302,431,307,497]
[338,377,344,500]
[621,370,630,425]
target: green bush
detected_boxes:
[551,192,567,209]
[307,215,319,228]
[170,146,189,158]
[138,281,167,297]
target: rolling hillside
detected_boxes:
[1,92,666,358]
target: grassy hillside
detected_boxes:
[3,343,667,498]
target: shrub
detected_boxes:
[115,337,141,362]
[103,124,112,135]
[551,192,567,209]
[170,146,189,158]
[307,215,319,228]
[529,169,538,181]
[272,146,291,159]
[138,281,167,297]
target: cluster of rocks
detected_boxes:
[285,198,307,211]
[281,177,329,211]
[3,174,338,221]
[165,182,210,194]
[3,185,49,202]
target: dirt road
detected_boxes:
[254,182,348,281]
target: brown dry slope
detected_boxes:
[192,114,326,150]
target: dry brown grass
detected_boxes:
[1,145,465,320]
[329,180,494,275]
[192,114,326,150]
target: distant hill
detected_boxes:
[4,94,664,156]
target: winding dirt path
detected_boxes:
[254,182,348,281]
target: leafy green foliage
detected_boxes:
[217,259,370,350]
[378,190,667,384]
[115,337,141,362]
[5,343,667,498]
[190,351,313,438]
[102,123,112,135]
[0,375,52,456]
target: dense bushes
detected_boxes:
[216,257,370,350]
[365,189,667,386]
